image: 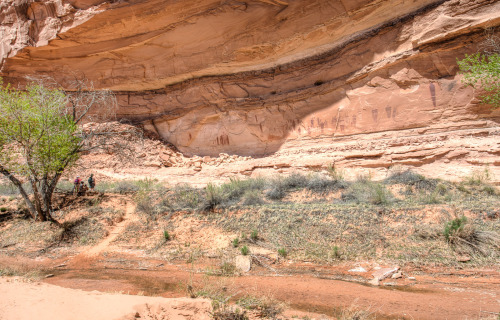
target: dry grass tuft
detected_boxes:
[336,303,375,320]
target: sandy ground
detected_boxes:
[0,277,212,320]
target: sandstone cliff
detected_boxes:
[1,0,499,181]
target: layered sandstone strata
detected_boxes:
[1,0,499,180]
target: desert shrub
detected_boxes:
[198,178,266,211]
[221,177,265,202]
[163,230,170,241]
[336,304,374,320]
[265,173,310,200]
[240,245,249,255]
[55,180,74,193]
[332,245,341,259]
[0,264,49,280]
[306,174,348,193]
[482,185,497,195]
[444,216,468,241]
[172,183,202,209]
[265,177,287,200]
[135,192,165,219]
[212,308,248,320]
[113,180,142,194]
[232,238,239,248]
[278,248,287,258]
[0,183,19,196]
[283,173,309,189]
[134,181,170,219]
[242,189,264,206]
[0,182,33,196]
[250,229,258,241]
[219,262,237,276]
[385,169,437,191]
[236,295,284,319]
[0,207,7,212]
[342,180,392,205]
[444,216,500,257]
[199,183,224,212]
[421,183,450,204]
[326,164,345,181]
[463,168,491,186]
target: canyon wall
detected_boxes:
[1,0,499,180]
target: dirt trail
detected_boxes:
[68,200,136,266]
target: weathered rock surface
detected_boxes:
[1,0,499,179]
[235,255,252,273]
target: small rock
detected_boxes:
[368,278,380,286]
[45,274,54,278]
[408,276,416,280]
[144,161,162,168]
[457,255,471,262]
[391,272,403,279]
[235,255,252,273]
[348,266,367,273]
[384,282,396,286]
[372,267,399,281]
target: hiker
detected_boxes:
[88,174,95,191]
[73,176,82,194]
[78,181,88,196]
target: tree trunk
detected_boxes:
[0,166,39,220]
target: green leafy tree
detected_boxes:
[457,43,500,108]
[0,78,115,222]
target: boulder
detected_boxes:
[235,255,251,273]
[372,267,399,281]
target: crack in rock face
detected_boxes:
[1,0,499,159]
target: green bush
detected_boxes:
[164,230,170,241]
[482,185,497,195]
[242,189,264,206]
[283,173,309,189]
[326,164,345,181]
[232,238,239,248]
[458,51,500,109]
[444,216,468,241]
[265,177,287,200]
[277,248,287,258]
[250,229,258,241]
[200,183,223,212]
[385,169,437,191]
[172,183,202,209]
[220,262,236,276]
[342,180,392,205]
[306,174,347,193]
[240,245,249,256]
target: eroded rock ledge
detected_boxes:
[1,0,499,179]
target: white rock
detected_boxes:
[235,255,251,273]
[348,266,367,273]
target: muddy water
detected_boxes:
[45,265,500,320]
[50,269,183,297]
